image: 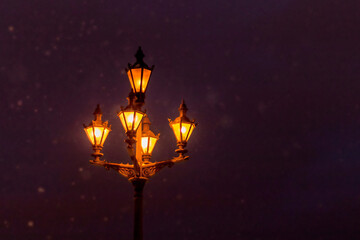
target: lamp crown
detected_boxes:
[93,104,102,121]
[126,91,137,107]
[135,46,145,63]
[179,99,188,117]
[142,115,151,132]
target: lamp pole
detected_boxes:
[132,178,146,240]
[83,47,197,240]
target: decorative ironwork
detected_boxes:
[118,166,136,179]
[142,161,174,178]
[90,156,189,180]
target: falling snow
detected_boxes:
[27,221,34,228]
[1,0,359,239]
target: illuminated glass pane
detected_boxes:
[101,128,110,146]
[180,123,192,142]
[185,124,195,141]
[171,123,182,142]
[129,68,142,92]
[141,69,151,92]
[141,136,158,155]
[141,137,149,154]
[93,126,104,145]
[123,112,135,130]
[119,111,144,132]
[119,113,128,132]
[127,68,152,93]
[148,137,157,154]
[85,127,95,145]
[85,126,109,146]
[133,112,144,131]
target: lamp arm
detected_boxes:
[140,156,189,178]
[90,160,136,179]
[89,155,189,180]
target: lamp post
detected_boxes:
[83,47,197,240]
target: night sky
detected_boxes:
[1,0,360,239]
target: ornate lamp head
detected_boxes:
[118,92,145,145]
[84,104,111,161]
[169,100,197,156]
[141,115,160,163]
[126,47,154,105]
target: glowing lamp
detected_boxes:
[118,110,144,133]
[126,47,154,97]
[118,92,145,135]
[169,100,197,144]
[84,105,111,161]
[84,105,111,147]
[141,116,160,156]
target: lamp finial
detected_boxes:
[135,46,145,63]
[93,104,102,121]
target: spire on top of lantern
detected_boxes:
[126,47,155,106]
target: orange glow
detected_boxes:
[118,111,144,132]
[127,68,151,93]
[141,136,158,155]
[84,126,110,146]
[171,122,194,143]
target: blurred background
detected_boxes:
[1,0,360,239]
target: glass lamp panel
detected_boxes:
[185,123,195,141]
[141,137,149,154]
[93,126,105,145]
[141,68,151,93]
[141,136,158,155]
[171,123,182,142]
[85,127,95,145]
[100,128,110,146]
[180,122,192,142]
[119,112,128,132]
[123,111,136,131]
[128,68,142,93]
[148,137,158,154]
[133,112,144,131]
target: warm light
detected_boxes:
[118,110,145,133]
[141,136,158,155]
[127,68,151,93]
[169,100,197,144]
[83,105,111,148]
[141,137,149,150]
[126,47,154,95]
[171,122,195,143]
[84,126,110,146]
[181,126,186,133]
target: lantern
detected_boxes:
[141,116,160,156]
[84,104,111,147]
[169,100,197,144]
[118,92,145,135]
[126,47,154,98]
[84,105,111,161]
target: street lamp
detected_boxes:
[169,100,197,157]
[126,46,154,105]
[83,47,197,240]
[83,104,111,162]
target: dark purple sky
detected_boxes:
[1,0,360,239]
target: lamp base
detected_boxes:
[92,147,104,162]
[175,143,188,157]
